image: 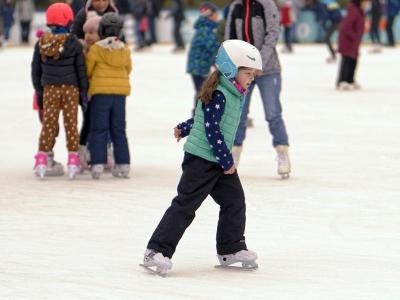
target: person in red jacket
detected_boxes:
[336,0,370,90]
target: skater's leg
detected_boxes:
[89,95,111,165]
[61,85,79,152]
[110,95,130,165]
[233,82,255,146]
[79,101,91,146]
[147,154,221,258]
[39,85,62,153]
[348,57,358,84]
[210,172,247,255]
[256,73,289,147]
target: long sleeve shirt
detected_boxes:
[177,90,234,170]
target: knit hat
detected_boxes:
[83,11,101,33]
[199,2,219,17]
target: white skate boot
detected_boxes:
[232,146,243,167]
[112,164,130,178]
[45,152,64,176]
[140,249,172,277]
[216,249,258,270]
[67,152,80,179]
[276,145,291,179]
[34,152,48,179]
[91,164,104,179]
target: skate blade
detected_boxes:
[68,166,79,180]
[214,264,258,271]
[139,264,167,277]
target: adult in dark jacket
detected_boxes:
[322,0,343,62]
[337,0,369,90]
[168,0,185,51]
[71,0,118,40]
[368,0,382,51]
[1,0,14,42]
[385,0,400,46]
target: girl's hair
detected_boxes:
[198,70,221,104]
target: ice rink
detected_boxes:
[0,44,399,299]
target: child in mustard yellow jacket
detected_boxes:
[85,13,132,179]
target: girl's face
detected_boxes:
[91,0,110,14]
[236,68,257,89]
[85,31,100,46]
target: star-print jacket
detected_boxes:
[178,76,245,170]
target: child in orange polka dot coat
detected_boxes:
[31,3,88,179]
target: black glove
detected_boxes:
[79,92,89,112]
[36,92,43,110]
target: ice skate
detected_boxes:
[326,56,336,64]
[216,249,258,270]
[276,145,291,179]
[44,152,64,176]
[34,152,48,179]
[140,249,172,277]
[104,144,115,172]
[337,82,352,91]
[112,164,130,178]
[349,82,361,90]
[91,164,104,179]
[67,152,80,179]
[232,146,243,167]
[78,145,89,173]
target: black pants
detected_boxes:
[386,15,396,46]
[283,26,293,51]
[370,15,381,44]
[20,21,31,43]
[147,153,247,258]
[325,22,340,59]
[79,101,91,146]
[337,56,358,85]
[173,19,184,48]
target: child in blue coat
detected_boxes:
[187,2,220,115]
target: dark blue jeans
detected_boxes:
[89,95,130,165]
[234,73,289,147]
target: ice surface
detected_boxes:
[0,45,399,299]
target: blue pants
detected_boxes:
[234,73,289,147]
[89,95,130,165]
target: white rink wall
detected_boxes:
[0,45,400,299]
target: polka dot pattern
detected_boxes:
[39,84,79,153]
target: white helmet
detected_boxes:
[215,40,262,79]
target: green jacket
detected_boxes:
[183,76,244,163]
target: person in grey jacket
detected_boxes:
[15,0,34,43]
[225,0,291,178]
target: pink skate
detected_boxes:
[34,152,48,179]
[67,152,80,179]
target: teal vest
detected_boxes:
[183,76,244,163]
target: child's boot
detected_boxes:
[232,145,243,167]
[112,164,130,178]
[142,249,172,276]
[34,152,48,179]
[78,145,89,172]
[67,152,80,179]
[217,249,258,269]
[45,151,64,176]
[276,145,291,179]
[91,164,104,180]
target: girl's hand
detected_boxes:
[224,165,236,175]
[174,127,182,142]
